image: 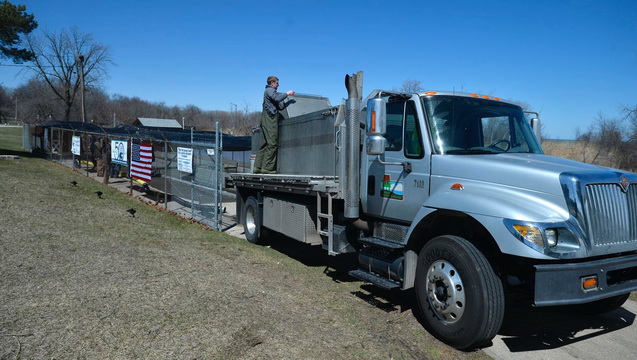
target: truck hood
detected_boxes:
[431,153,608,197]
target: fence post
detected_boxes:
[213,123,219,230]
[164,140,168,209]
[190,135,194,220]
[216,122,222,230]
[129,137,133,195]
[103,136,110,184]
[72,130,76,169]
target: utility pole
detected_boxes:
[14,95,18,123]
[229,103,238,135]
[76,53,86,122]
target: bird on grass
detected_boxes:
[95,191,103,199]
[70,181,78,186]
[127,208,136,217]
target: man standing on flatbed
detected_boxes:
[253,76,295,174]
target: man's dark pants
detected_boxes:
[254,110,278,172]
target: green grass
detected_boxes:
[0,125,24,153]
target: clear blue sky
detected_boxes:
[1,0,636,139]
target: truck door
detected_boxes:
[365,98,430,222]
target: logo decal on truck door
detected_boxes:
[381,175,403,200]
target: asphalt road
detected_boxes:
[483,299,637,360]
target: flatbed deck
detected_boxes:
[230,172,340,196]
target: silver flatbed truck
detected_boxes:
[230,72,637,350]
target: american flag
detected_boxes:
[131,141,153,182]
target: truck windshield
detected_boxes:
[422,95,543,155]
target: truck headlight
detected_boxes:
[512,224,545,249]
[504,220,582,257]
[545,228,558,247]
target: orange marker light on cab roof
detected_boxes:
[450,183,464,190]
[468,93,502,101]
[425,91,437,95]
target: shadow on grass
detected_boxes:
[0,148,46,158]
[266,234,415,314]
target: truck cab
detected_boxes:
[358,89,637,348]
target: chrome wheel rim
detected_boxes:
[426,260,465,323]
[245,205,256,235]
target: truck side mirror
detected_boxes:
[525,111,541,141]
[366,98,386,155]
[530,117,541,141]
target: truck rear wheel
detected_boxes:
[244,196,268,244]
[415,235,504,350]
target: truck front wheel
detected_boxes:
[415,235,504,350]
[243,196,268,244]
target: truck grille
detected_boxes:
[584,184,637,246]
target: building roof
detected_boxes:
[134,118,182,128]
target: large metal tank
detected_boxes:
[252,94,340,175]
[280,94,331,119]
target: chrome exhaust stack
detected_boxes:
[344,71,363,219]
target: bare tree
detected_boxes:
[621,105,637,171]
[25,27,112,121]
[84,87,112,125]
[623,105,637,142]
[235,102,259,135]
[576,112,626,168]
[397,79,424,93]
[14,77,59,122]
[0,85,12,122]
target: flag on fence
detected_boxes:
[131,141,153,182]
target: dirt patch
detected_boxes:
[0,156,490,359]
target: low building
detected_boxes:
[133,118,182,129]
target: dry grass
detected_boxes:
[1,129,488,359]
[542,139,617,168]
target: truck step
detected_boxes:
[349,269,400,290]
[359,236,404,249]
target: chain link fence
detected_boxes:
[23,122,251,231]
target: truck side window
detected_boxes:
[404,101,423,158]
[385,102,404,151]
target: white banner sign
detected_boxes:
[71,136,81,155]
[177,147,193,173]
[111,139,128,166]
